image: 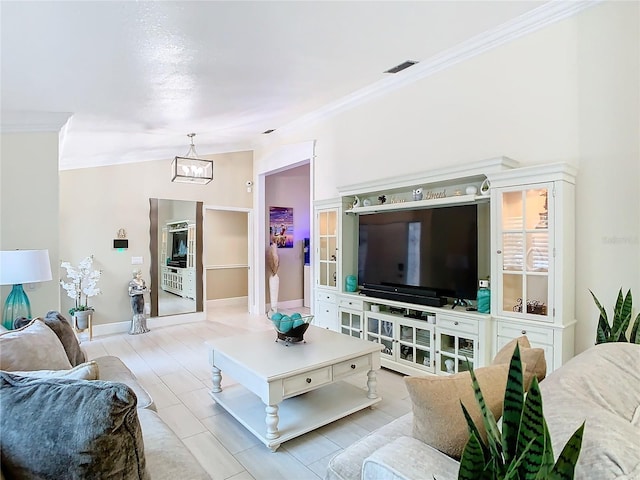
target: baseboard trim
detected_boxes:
[207,296,248,308]
[90,311,206,338]
[268,299,304,312]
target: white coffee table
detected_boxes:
[207,326,382,451]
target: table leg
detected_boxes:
[211,366,222,393]
[265,404,280,440]
[367,369,378,399]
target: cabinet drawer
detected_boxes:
[316,291,336,303]
[315,301,338,330]
[437,314,478,335]
[316,301,337,317]
[338,297,364,310]
[333,354,372,380]
[497,322,554,345]
[282,366,332,397]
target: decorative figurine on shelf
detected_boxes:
[412,188,423,201]
[128,269,149,335]
[378,195,387,205]
[445,358,455,374]
[352,196,361,208]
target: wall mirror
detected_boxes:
[149,199,203,317]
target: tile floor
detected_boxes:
[82,306,412,480]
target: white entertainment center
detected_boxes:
[161,220,197,299]
[313,157,576,374]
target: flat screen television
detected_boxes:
[171,231,188,265]
[358,204,482,304]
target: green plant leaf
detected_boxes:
[461,401,491,462]
[546,422,585,480]
[630,312,640,344]
[458,431,490,480]
[467,360,502,461]
[505,436,539,479]
[610,311,631,343]
[501,343,525,465]
[515,376,546,478]
[610,289,631,341]
[590,290,611,343]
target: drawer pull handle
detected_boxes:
[521,330,527,335]
[350,364,356,369]
[306,378,312,384]
[454,321,459,325]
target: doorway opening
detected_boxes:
[203,207,253,312]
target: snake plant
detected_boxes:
[458,344,584,480]
[590,288,640,344]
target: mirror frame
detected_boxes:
[149,198,204,317]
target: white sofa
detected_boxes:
[326,342,640,480]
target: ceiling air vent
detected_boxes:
[384,60,418,74]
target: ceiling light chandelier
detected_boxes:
[171,133,213,184]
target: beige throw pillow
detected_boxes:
[0,319,72,371]
[493,335,546,388]
[7,361,99,380]
[405,364,509,459]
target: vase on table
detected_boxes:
[269,274,279,313]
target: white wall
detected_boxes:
[1,132,60,319]
[59,151,253,326]
[255,1,640,355]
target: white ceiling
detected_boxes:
[2,1,582,171]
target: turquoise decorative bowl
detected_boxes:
[268,312,314,344]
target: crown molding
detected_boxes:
[0,112,72,133]
[279,0,601,134]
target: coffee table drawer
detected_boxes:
[333,354,371,380]
[283,366,332,396]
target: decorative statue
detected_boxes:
[128,269,149,335]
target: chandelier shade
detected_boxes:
[171,133,213,184]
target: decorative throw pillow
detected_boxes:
[404,364,509,459]
[6,361,99,380]
[493,335,547,388]
[43,310,87,366]
[0,319,72,371]
[0,372,149,479]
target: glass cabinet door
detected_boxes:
[340,309,363,338]
[436,330,477,374]
[365,313,394,359]
[398,320,434,371]
[498,185,552,321]
[318,209,338,288]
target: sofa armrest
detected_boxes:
[362,436,459,480]
[137,408,210,479]
[91,356,155,410]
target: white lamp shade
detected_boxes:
[0,250,53,285]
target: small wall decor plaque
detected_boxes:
[425,189,446,200]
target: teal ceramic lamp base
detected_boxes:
[2,284,31,330]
